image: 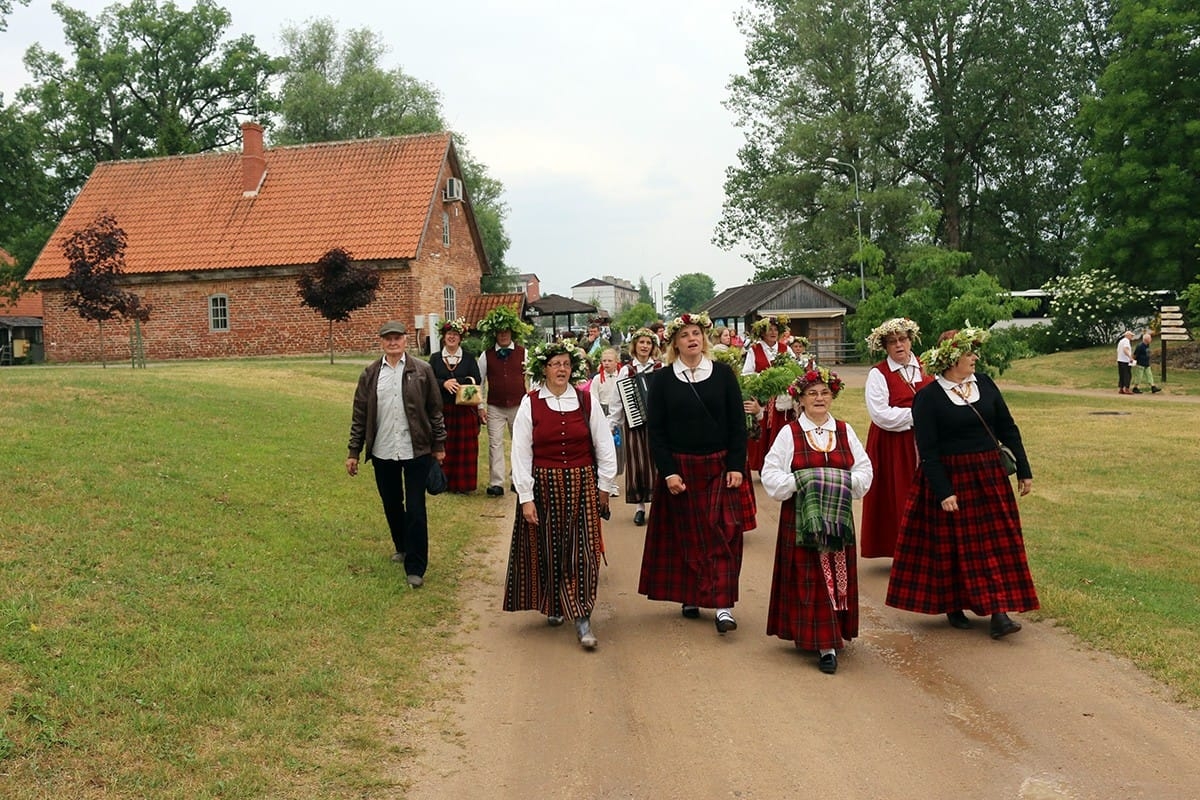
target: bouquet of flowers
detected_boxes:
[738,361,804,438]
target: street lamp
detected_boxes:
[649,272,662,315]
[824,157,866,301]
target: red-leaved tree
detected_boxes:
[297,247,380,363]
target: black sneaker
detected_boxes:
[1151,386,1162,393]
[1132,387,1143,394]
[486,485,504,496]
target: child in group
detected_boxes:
[589,347,624,494]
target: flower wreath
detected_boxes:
[750,314,790,339]
[787,364,845,401]
[439,317,469,337]
[788,335,811,349]
[663,311,713,342]
[477,305,534,347]
[922,323,990,374]
[627,327,660,354]
[865,317,921,352]
[525,339,591,385]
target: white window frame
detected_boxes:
[442,211,450,247]
[209,294,229,332]
[443,286,456,321]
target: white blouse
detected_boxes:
[760,413,873,502]
[511,385,618,504]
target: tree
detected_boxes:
[0,0,30,31]
[665,273,716,317]
[61,213,147,368]
[612,302,660,333]
[1077,0,1200,293]
[0,100,61,294]
[20,0,278,195]
[297,247,380,363]
[274,18,514,290]
[636,278,653,306]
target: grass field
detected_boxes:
[1,350,1197,797]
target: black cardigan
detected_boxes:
[647,360,748,477]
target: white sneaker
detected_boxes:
[575,617,597,649]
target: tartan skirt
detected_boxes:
[503,464,603,620]
[886,451,1039,615]
[859,425,918,558]
[623,423,656,504]
[767,503,858,650]
[442,402,481,493]
[739,466,757,532]
[638,450,744,608]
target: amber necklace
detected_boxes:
[948,381,974,403]
[804,420,835,461]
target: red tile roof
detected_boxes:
[0,290,44,318]
[460,292,525,328]
[26,132,454,281]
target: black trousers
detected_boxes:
[1117,361,1132,390]
[371,454,432,577]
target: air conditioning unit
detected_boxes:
[443,177,463,202]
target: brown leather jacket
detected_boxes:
[348,356,447,461]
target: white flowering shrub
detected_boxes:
[1042,269,1151,347]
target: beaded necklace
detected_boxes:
[804,421,835,462]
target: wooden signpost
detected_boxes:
[1159,305,1189,383]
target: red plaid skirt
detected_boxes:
[859,425,919,558]
[886,451,1039,615]
[442,402,481,492]
[638,451,743,608]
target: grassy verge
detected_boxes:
[1,355,1198,797]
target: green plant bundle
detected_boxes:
[740,362,803,401]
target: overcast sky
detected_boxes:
[0,0,757,305]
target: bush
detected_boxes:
[1042,268,1152,347]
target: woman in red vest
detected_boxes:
[429,318,482,493]
[859,318,935,558]
[740,315,791,473]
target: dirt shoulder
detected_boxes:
[398,368,1200,799]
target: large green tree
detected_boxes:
[274,18,513,290]
[0,0,29,30]
[20,0,278,193]
[0,101,61,291]
[665,273,716,317]
[1077,0,1199,293]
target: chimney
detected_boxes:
[241,121,266,196]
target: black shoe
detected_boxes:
[633,509,646,526]
[510,483,516,492]
[990,613,1022,639]
[1151,386,1162,393]
[681,604,700,619]
[946,610,972,630]
[486,485,504,497]
[1132,387,1143,394]
[818,653,838,674]
[715,610,737,633]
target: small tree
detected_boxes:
[665,273,716,317]
[297,247,380,363]
[62,213,145,368]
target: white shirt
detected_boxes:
[510,385,618,504]
[864,355,925,432]
[1116,336,1134,364]
[372,356,414,460]
[760,413,873,502]
[607,358,659,430]
[935,374,979,406]
[673,356,714,383]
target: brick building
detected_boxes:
[25,123,490,363]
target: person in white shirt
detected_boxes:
[1116,330,1135,394]
[503,340,617,650]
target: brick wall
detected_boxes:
[40,196,484,363]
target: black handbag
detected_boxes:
[426,458,448,495]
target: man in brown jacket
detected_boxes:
[346,321,446,587]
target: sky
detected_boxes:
[0,0,757,306]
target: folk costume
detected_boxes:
[503,385,617,623]
[479,342,528,493]
[762,415,872,652]
[741,337,790,472]
[859,355,935,557]
[639,356,747,612]
[429,343,482,493]
[886,373,1038,620]
[609,356,662,506]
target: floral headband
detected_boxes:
[628,327,660,351]
[439,317,469,336]
[525,338,590,385]
[865,317,921,352]
[477,305,533,346]
[787,365,845,400]
[751,314,790,338]
[922,324,990,374]
[788,336,810,349]
[664,312,712,341]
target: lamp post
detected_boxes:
[824,157,866,301]
[649,272,662,316]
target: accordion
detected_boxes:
[616,374,649,428]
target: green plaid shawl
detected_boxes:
[792,467,855,551]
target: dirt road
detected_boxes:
[401,374,1200,800]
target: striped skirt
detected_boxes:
[886,451,1039,615]
[638,451,744,608]
[623,424,656,504]
[503,464,604,620]
[442,402,481,493]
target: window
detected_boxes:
[442,211,450,246]
[209,294,229,332]
[443,286,456,321]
